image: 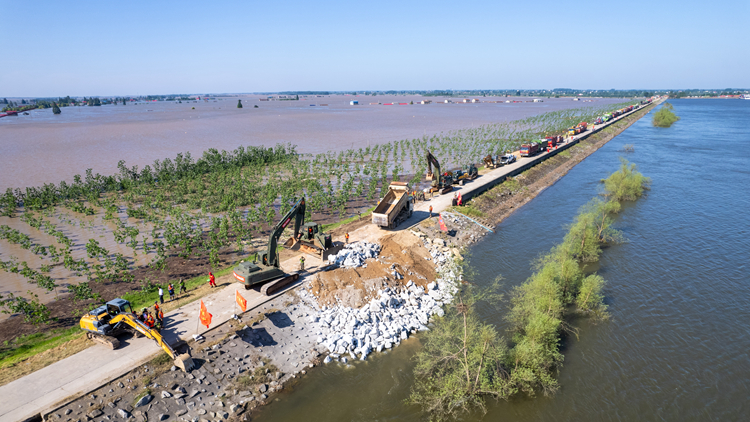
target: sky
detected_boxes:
[1,0,748,97]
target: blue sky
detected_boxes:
[1,0,748,96]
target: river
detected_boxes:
[252,99,750,421]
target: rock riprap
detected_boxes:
[327,241,381,268]
[312,243,460,363]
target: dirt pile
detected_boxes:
[308,231,436,308]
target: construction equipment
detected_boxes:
[372,181,413,229]
[234,198,304,295]
[462,163,478,180]
[425,150,453,194]
[483,154,498,169]
[79,298,195,372]
[520,142,541,157]
[282,220,333,256]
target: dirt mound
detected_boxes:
[309,231,435,308]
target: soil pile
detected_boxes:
[309,231,435,308]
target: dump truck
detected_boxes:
[79,298,195,372]
[520,142,541,157]
[372,181,413,229]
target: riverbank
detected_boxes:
[3,99,660,422]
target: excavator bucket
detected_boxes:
[174,354,195,372]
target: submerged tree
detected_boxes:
[237,99,243,109]
[52,102,61,115]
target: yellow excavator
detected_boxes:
[79,298,195,372]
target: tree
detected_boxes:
[237,99,243,109]
[52,102,61,115]
[0,291,54,325]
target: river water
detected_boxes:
[253,99,750,421]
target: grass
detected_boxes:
[0,327,90,386]
[322,206,375,232]
[234,358,279,389]
[447,205,487,219]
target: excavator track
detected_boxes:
[260,273,300,296]
[87,332,120,350]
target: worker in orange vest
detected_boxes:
[208,272,216,288]
[429,205,433,217]
[145,313,155,329]
[345,233,350,244]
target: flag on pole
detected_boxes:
[235,290,247,313]
[199,300,212,328]
[457,191,462,206]
[438,213,448,232]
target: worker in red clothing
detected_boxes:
[145,313,155,329]
[208,272,217,288]
[345,232,350,244]
[429,205,433,217]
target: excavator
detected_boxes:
[234,197,311,295]
[79,298,195,372]
[425,150,453,195]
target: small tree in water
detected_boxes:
[52,102,61,115]
[237,99,243,109]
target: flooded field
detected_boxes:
[0,95,623,189]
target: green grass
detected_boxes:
[0,326,82,366]
[322,206,375,232]
[447,205,487,219]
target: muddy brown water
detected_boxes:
[0,95,623,189]
[0,95,623,314]
[251,99,750,421]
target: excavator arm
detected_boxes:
[426,150,442,186]
[262,197,305,268]
[110,313,195,371]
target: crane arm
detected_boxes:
[111,314,178,360]
[426,150,442,186]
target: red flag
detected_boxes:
[438,214,448,232]
[235,290,247,313]
[457,191,462,206]
[199,300,212,328]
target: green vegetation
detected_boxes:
[0,326,81,367]
[237,99,243,109]
[52,102,61,115]
[409,160,650,420]
[652,103,680,127]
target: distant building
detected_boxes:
[420,100,432,104]
[350,100,359,105]
[533,99,543,102]
[471,99,480,103]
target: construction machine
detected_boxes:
[372,181,413,229]
[425,150,453,195]
[233,198,305,295]
[79,298,195,372]
[483,154,498,169]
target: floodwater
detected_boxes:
[252,99,750,421]
[0,95,623,190]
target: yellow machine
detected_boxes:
[79,298,195,372]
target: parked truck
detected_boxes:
[372,181,414,229]
[520,142,541,157]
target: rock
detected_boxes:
[117,382,124,389]
[88,409,103,418]
[218,411,229,420]
[258,384,267,393]
[161,390,172,398]
[157,413,168,421]
[198,409,207,415]
[323,356,332,364]
[175,409,187,416]
[64,409,72,415]
[174,386,186,393]
[175,398,186,406]
[214,368,222,375]
[135,394,152,407]
[117,409,131,419]
[170,365,177,372]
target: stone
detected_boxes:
[88,409,103,418]
[175,409,187,416]
[157,414,167,421]
[218,411,229,419]
[64,409,72,415]
[198,409,207,415]
[258,384,267,393]
[135,394,153,407]
[161,390,172,398]
[175,398,186,406]
[117,409,130,419]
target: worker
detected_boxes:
[345,232,349,244]
[138,308,147,322]
[208,272,216,288]
[168,283,175,301]
[156,308,164,326]
[429,205,433,217]
[145,313,155,329]
[299,256,305,272]
[158,286,164,304]
[154,301,160,316]
[179,279,186,296]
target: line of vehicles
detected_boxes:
[81,98,662,366]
